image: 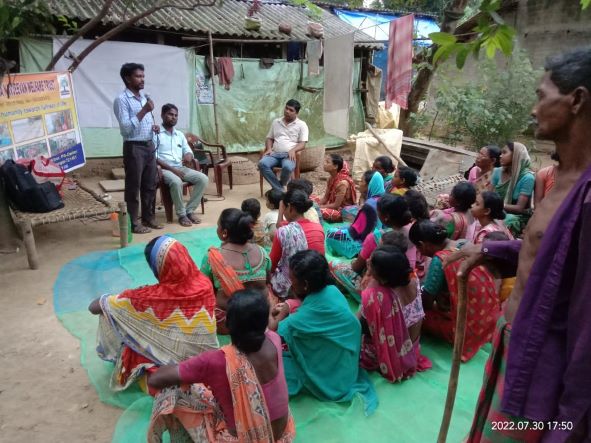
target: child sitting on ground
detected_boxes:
[241,198,265,247]
[469,191,513,243]
[261,189,283,247]
[358,245,430,382]
[286,178,320,223]
[390,166,418,196]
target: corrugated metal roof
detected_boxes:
[46,0,381,47]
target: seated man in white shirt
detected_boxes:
[154,104,208,226]
[259,99,309,192]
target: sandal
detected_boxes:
[143,220,164,230]
[186,213,202,224]
[178,216,193,227]
[132,225,152,234]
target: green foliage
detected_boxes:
[430,0,515,69]
[289,0,323,20]
[433,50,542,147]
[0,0,58,51]
[582,0,590,9]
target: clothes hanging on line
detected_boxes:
[386,14,414,110]
[306,40,323,76]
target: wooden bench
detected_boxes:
[11,181,128,270]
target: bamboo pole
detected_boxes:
[208,31,220,143]
[437,274,469,443]
[364,122,408,167]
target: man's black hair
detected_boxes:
[286,99,301,113]
[120,63,144,85]
[161,103,178,114]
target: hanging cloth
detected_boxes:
[366,65,382,122]
[386,14,414,110]
[306,40,323,76]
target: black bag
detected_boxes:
[0,160,64,212]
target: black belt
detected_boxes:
[124,140,152,146]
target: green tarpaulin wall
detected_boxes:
[190,54,365,153]
[17,39,364,157]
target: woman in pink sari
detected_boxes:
[359,245,431,382]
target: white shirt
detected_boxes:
[266,117,309,153]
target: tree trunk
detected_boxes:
[0,182,20,254]
[45,0,116,71]
[399,0,471,134]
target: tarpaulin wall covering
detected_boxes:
[19,39,364,157]
[191,55,365,153]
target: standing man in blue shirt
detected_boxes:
[113,62,163,234]
[154,104,208,226]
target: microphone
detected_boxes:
[144,93,158,132]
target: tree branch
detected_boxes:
[67,0,218,72]
[46,0,116,71]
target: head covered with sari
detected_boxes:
[500,141,532,204]
[366,171,385,200]
[327,161,358,205]
[97,236,218,390]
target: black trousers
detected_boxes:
[123,141,157,228]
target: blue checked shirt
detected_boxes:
[113,89,154,141]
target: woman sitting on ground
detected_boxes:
[491,141,535,236]
[389,166,418,196]
[467,144,501,194]
[270,189,324,299]
[286,178,320,223]
[409,220,501,361]
[431,181,477,240]
[359,245,431,382]
[331,194,414,302]
[326,170,385,258]
[201,208,271,334]
[89,236,218,391]
[468,191,513,244]
[373,155,396,192]
[148,289,295,442]
[314,154,357,222]
[268,250,377,412]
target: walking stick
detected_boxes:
[437,271,469,443]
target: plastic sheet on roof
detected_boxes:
[334,9,439,44]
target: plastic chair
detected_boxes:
[185,133,232,198]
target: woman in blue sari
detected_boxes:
[326,171,385,258]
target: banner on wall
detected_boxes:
[0,71,85,172]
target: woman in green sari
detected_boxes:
[268,250,377,414]
[490,141,535,236]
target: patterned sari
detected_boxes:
[97,236,218,390]
[359,282,417,382]
[423,249,501,362]
[270,222,308,298]
[148,344,296,443]
[318,162,358,222]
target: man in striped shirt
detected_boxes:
[113,62,163,234]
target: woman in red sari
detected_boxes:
[314,153,357,222]
[89,236,218,391]
[409,220,501,361]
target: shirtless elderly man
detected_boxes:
[448,47,591,442]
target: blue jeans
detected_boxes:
[258,152,295,191]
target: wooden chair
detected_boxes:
[185,133,232,198]
[157,158,205,223]
[259,151,301,197]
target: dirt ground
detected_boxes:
[0,147,553,442]
[0,176,281,443]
